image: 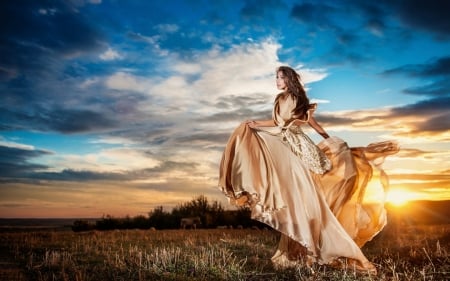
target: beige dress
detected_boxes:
[218,94,399,273]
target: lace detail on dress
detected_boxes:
[280,126,332,174]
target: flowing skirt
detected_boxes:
[218,122,399,272]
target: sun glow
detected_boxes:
[386,189,418,206]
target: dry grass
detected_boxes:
[0,224,449,281]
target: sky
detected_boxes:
[0,0,449,218]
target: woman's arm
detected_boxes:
[308,115,330,139]
[246,119,276,128]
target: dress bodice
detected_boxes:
[272,93,316,128]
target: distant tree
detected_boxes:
[171,195,225,228]
[121,215,132,229]
[148,206,176,229]
[95,215,121,230]
[132,215,151,229]
[76,195,244,231]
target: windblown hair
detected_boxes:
[276,66,310,118]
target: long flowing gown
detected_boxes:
[218,94,399,273]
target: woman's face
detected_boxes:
[276,71,286,90]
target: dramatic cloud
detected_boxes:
[382,56,450,78]
[0,145,51,178]
[390,0,450,39]
[403,79,450,97]
[0,1,104,81]
[376,56,450,139]
[320,96,450,141]
[381,56,450,99]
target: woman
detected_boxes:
[218,66,399,274]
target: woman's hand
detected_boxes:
[245,120,257,128]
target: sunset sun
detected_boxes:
[386,189,417,206]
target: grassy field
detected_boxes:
[0,223,449,281]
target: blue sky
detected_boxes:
[1,0,449,218]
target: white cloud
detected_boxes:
[79,77,100,89]
[310,98,330,104]
[0,140,35,150]
[100,47,123,61]
[151,76,191,98]
[105,72,150,93]
[104,39,329,113]
[50,147,160,173]
[182,40,327,102]
[173,62,202,74]
[297,67,328,84]
[188,40,281,99]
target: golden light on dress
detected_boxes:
[218,94,399,274]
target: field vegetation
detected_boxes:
[1,223,449,280]
[1,197,449,280]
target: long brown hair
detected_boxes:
[276,66,310,118]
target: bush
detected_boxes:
[72,195,256,231]
[71,220,95,232]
